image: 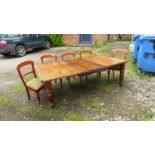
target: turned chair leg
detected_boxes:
[36,92,40,105]
[97,72,101,79]
[26,88,30,100]
[86,74,88,81]
[108,70,110,82]
[113,70,115,78]
[67,77,71,85]
[60,78,63,88]
[97,72,99,79]
[80,76,82,83]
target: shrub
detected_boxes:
[115,34,132,42]
[92,41,99,48]
[46,34,64,47]
[92,41,110,48]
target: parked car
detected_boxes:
[0,34,51,57]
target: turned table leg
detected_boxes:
[44,81,54,106]
[119,63,125,86]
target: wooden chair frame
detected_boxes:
[79,49,92,58]
[60,51,76,86]
[61,51,76,61]
[111,49,128,60]
[40,54,57,63]
[40,53,60,85]
[17,60,44,104]
[79,49,99,80]
[108,49,128,81]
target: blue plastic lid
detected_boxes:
[134,34,141,39]
[140,35,155,41]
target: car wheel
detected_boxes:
[43,40,51,49]
[16,45,26,57]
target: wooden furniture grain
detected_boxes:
[61,51,76,86]
[35,55,126,106]
[40,54,57,63]
[79,49,98,80]
[61,51,75,61]
[108,49,128,81]
[40,53,59,84]
[79,49,92,58]
[17,60,44,104]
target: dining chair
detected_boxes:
[79,49,98,80]
[79,49,92,58]
[108,49,128,81]
[40,53,57,63]
[40,53,60,85]
[61,51,76,86]
[61,51,76,61]
[17,60,44,104]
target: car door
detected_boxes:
[29,34,43,47]
[20,34,35,49]
[36,34,46,46]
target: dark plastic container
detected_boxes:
[137,35,155,73]
[133,34,141,62]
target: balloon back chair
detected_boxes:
[17,60,44,104]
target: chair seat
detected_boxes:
[26,78,44,90]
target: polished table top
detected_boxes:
[35,55,126,82]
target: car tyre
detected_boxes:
[43,40,51,49]
[16,45,26,57]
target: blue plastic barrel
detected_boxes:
[133,34,141,62]
[137,35,155,73]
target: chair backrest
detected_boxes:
[61,51,76,61]
[79,49,92,58]
[16,60,37,87]
[111,49,128,60]
[40,54,57,63]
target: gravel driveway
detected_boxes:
[0,47,85,89]
[0,48,50,88]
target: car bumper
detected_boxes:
[0,46,15,54]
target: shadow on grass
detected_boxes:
[1,74,119,120]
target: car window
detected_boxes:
[29,34,36,37]
[21,34,30,37]
[2,34,20,38]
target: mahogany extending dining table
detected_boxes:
[35,55,126,106]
